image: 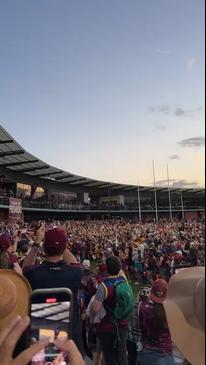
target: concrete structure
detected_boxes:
[0,125,205,221]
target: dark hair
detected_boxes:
[106,256,122,276]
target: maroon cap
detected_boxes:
[150,279,168,304]
[176,243,183,251]
[0,234,12,252]
[44,228,67,256]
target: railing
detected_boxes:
[0,196,9,206]
[0,196,205,212]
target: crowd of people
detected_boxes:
[0,217,205,365]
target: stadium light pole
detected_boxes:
[152,160,158,222]
[137,182,142,221]
[107,181,110,211]
[167,164,173,221]
[180,190,185,220]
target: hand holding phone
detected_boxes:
[0,316,49,365]
[29,288,73,365]
[0,317,84,365]
[53,340,85,365]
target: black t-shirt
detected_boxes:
[24,260,83,353]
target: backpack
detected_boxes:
[114,280,134,321]
[103,278,134,321]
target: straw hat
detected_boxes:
[164,267,205,365]
[0,270,31,331]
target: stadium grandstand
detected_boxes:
[0,125,205,222]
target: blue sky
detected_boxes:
[0,0,205,187]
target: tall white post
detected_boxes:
[137,183,142,221]
[152,160,158,222]
[107,181,110,201]
[167,164,173,220]
[180,190,185,220]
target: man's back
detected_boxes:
[24,260,82,290]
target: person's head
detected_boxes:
[150,279,168,304]
[82,259,90,270]
[0,234,12,254]
[138,286,150,302]
[148,248,154,257]
[43,228,67,258]
[164,267,205,365]
[98,263,107,274]
[19,244,29,254]
[106,256,122,276]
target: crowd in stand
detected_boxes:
[0,217,205,365]
[1,191,204,212]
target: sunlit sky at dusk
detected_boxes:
[0,0,205,188]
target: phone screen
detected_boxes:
[30,289,72,365]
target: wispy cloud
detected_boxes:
[155,179,200,188]
[155,48,172,55]
[169,154,180,160]
[174,107,185,116]
[178,137,205,148]
[174,106,202,117]
[156,125,167,131]
[187,57,198,72]
[159,105,170,114]
[148,105,203,118]
[148,105,170,114]
[148,106,156,113]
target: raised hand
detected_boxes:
[35,223,45,245]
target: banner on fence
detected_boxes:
[9,197,23,221]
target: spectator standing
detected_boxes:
[0,234,17,269]
[146,250,158,285]
[23,226,84,354]
[138,279,174,365]
[127,287,150,365]
[92,256,133,365]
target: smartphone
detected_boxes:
[29,288,73,365]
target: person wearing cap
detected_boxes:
[82,259,92,285]
[138,279,174,365]
[127,287,151,365]
[22,225,84,354]
[0,233,17,269]
[164,267,205,365]
[93,256,130,365]
[145,250,158,285]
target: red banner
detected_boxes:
[185,211,198,220]
[9,197,23,222]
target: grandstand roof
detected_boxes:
[0,125,205,195]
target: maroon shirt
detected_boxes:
[139,300,172,355]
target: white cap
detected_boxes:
[82,260,90,269]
